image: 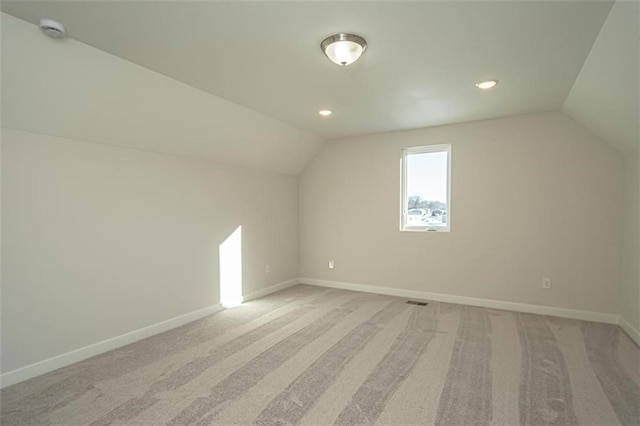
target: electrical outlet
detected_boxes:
[542,277,552,289]
[265,264,270,274]
[328,260,335,269]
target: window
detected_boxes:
[401,144,451,232]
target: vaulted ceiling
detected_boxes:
[563,0,639,154]
[1,1,637,162]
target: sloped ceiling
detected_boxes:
[0,13,324,175]
[564,1,639,154]
[1,1,613,141]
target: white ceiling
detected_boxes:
[1,0,615,141]
[1,12,324,175]
[563,1,639,154]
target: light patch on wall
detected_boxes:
[219,226,243,307]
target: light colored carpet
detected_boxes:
[1,284,639,425]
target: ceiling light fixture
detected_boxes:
[321,33,367,66]
[39,18,66,38]
[475,80,498,90]
[318,109,333,117]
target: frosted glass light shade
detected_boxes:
[321,34,367,66]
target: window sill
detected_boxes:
[401,227,450,233]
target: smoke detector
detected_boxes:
[39,19,66,38]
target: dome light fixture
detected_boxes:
[475,80,498,90]
[39,18,66,38]
[318,109,333,117]
[321,33,367,66]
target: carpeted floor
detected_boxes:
[1,284,639,425]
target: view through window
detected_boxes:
[401,144,451,231]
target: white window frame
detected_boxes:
[400,144,451,232]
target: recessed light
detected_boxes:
[475,80,498,90]
[319,110,333,117]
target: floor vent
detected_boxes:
[406,300,428,306]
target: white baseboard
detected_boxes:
[0,304,223,389]
[619,316,640,346]
[242,278,299,302]
[1,277,626,389]
[0,278,299,389]
[299,277,620,324]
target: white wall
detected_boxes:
[1,5,636,384]
[1,128,299,374]
[621,152,639,333]
[0,11,305,377]
[300,112,624,316]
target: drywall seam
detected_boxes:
[299,277,620,324]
